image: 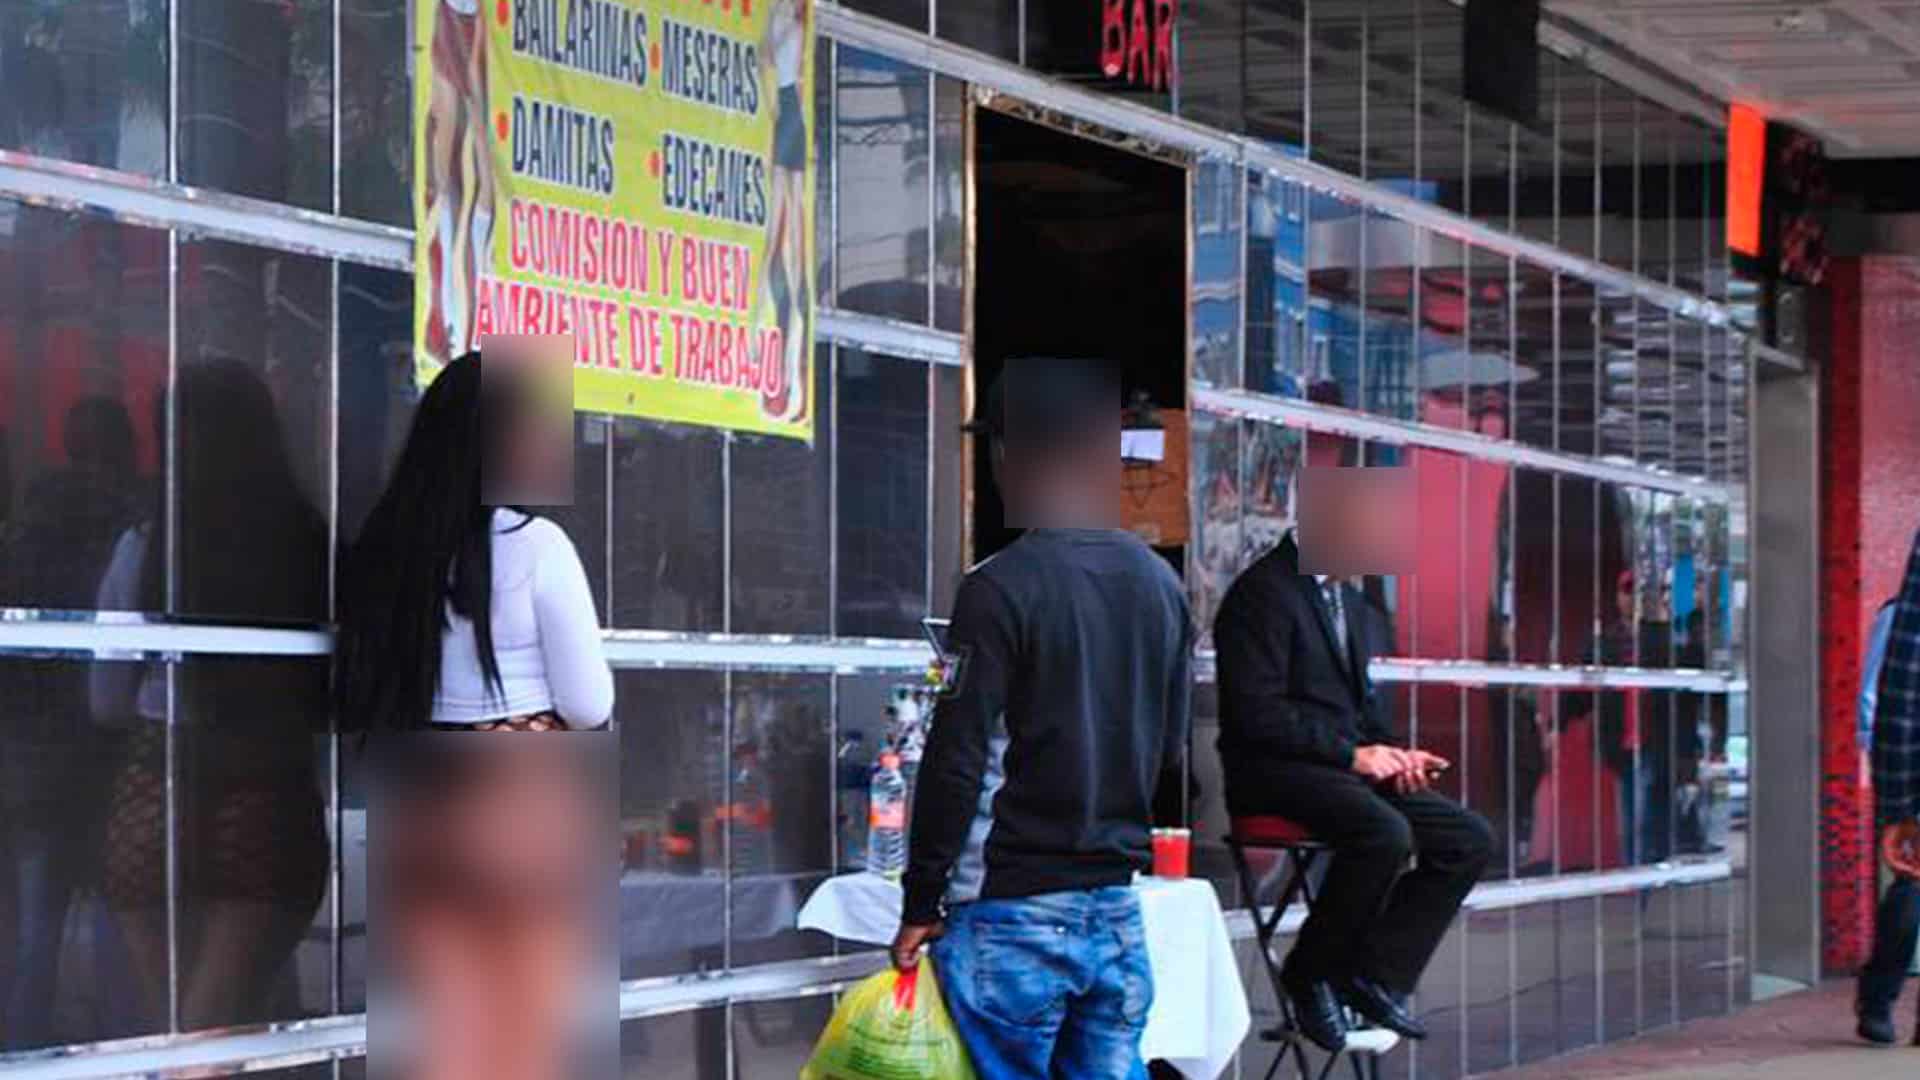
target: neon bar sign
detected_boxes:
[1101,0,1177,92]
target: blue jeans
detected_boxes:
[931,887,1153,1080]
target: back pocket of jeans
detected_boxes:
[974,923,1067,1029]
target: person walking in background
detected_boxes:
[1859,525,1920,1047]
[889,358,1190,1079]
[336,350,612,733]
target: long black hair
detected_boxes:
[337,352,529,730]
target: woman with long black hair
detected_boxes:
[337,351,612,732]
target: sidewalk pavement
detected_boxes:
[1480,979,1916,1080]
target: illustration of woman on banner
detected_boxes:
[757,0,812,424]
[423,0,497,364]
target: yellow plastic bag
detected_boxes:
[800,959,978,1080]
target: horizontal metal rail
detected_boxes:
[0,859,1733,1078]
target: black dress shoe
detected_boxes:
[1281,974,1349,1053]
[1333,974,1428,1040]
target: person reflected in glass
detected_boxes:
[90,359,330,1033]
[0,397,143,1049]
[336,351,612,733]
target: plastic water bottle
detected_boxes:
[866,750,909,879]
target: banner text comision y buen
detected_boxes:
[413,0,816,440]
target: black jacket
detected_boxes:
[902,529,1191,925]
[1214,535,1396,815]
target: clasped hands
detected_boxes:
[1352,744,1451,795]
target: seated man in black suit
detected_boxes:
[1214,474,1493,1053]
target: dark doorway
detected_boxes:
[971,107,1187,562]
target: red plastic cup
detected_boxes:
[1151,827,1191,879]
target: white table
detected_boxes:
[798,873,1251,1080]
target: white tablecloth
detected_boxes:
[797,873,1250,1080]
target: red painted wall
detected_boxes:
[1821,255,1920,973]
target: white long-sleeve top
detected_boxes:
[433,509,615,728]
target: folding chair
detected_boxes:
[1228,816,1397,1080]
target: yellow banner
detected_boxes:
[413,0,816,440]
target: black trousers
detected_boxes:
[1242,762,1494,993]
[1859,874,1919,1013]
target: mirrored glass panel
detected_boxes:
[836,349,930,638]
[611,418,724,631]
[619,670,727,981]
[1194,156,1245,390]
[0,1,170,175]
[341,0,411,225]
[731,350,832,635]
[1242,0,1307,149]
[1308,0,1366,177]
[1245,168,1310,396]
[1415,0,1468,215]
[0,207,167,614]
[728,673,831,968]
[179,0,332,209]
[174,238,333,623]
[836,49,931,324]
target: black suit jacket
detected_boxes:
[1214,535,1397,815]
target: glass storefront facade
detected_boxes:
[0,1,1753,1076]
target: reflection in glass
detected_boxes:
[1362,213,1418,424]
[936,0,1016,61]
[1242,0,1306,147]
[1305,191,1362,414]
[0,658,162,1048]
[1245,168,1309,396]
[180,0,332,209]
[1366,0,1420,186]
[1557,277,1600,457]
[931,364,965,611]
[1177,0,1247,134]
[618,670,726,981]
[1514,46,1559,246]
[729,674,831,968]
[735,994,836,1078]
[814,42,836,307]
[1415,233,1472,433]
[836,49,931,324]
[341,0,412,224]
[1600,885,1638,1042]
[1512,261,1557,451]
[841,0,926,32]
[933,77,967,332]
[732,348,832,634]
[1189,411,1244,646]
[621,1008,726,1080]
[836,350,930,638]
[0,208,167,614]
[610,419,724,631]
[1466,908,1515,1075]
[1403,448,1463,661]
[338,266,416,546]
[1597,77,1638,275]
[162,657,331,1031]
[0,1,169,174]
[175,240,332,623]
[1416,0,1468,214]
[1555,57,1599,263]
[1308,0,1365,177]
[548,415,611,610]
[1192,157,1244,389]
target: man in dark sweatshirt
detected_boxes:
[890,358,1191,1079]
